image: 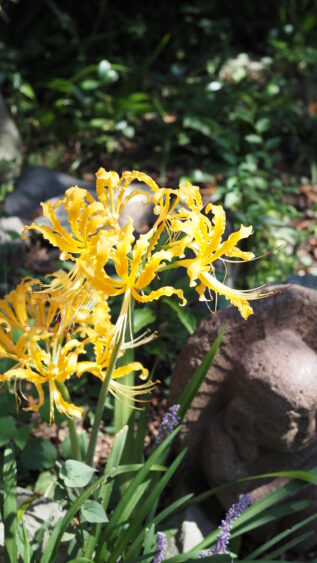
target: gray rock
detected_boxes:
[179,505,215,553]
[165,535,180,557]
[0,94,22,180]
[0,487,64,558]
[0,216,25,243]
[0,216,26,283]
[4,165,94,221]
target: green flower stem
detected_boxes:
[56,382,81,461]
[85,324,124,467]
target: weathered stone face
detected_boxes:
[226,330,317,455]
[170,285,317,511]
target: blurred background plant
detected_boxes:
[1,0,317,286]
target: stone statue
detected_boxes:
[171,285,317,515]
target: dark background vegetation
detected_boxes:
[1,0,317,288]
[1,0,317,366]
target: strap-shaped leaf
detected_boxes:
[246,512,317,559]
[3,443,17,563]
[116,449,187,561]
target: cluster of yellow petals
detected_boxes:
[0,277,154,420]
[0,167,274,419]
[23,168,273,320]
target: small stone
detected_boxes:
[165,535,180,557]
[179,506,216,553]
[0,216,25,243]
[0,487,65,559]
[0,94,22,180]
[4,165,94,221]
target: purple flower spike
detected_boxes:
[156,404,181,444]
[199,494,251,558]
[153,531,167,563]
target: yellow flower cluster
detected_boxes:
[0,169,273,419]
[0,275,151,421]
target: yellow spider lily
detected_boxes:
[22,186,120,307]
[168,184,275,319]
[0,276,155,419]
[22,168,275,322]
[1,335,88,421]
[23,169,184,313]
[0,278,90,420]
[79,294,156,404]
[82,223,185,308]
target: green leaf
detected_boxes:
[133,307,156,333]
[0,392,16,415]
[81,500,108,523]
[0,417,16,447]
[266,531,313,558]
[255,117,270,133]
[224,191,241,208]
[245,134,262,144]
[106,427,180,534]
[123,450,187,560]
[167,472,317,561]
[246,512,317,559]
[100,425,129,510]
[20,82,35,99]
[231,499,311,537]
[61,431,89,461]
[183,116,212,138]
[16,518,32,563]
[60,460,95,488]
[13,425,31,450]
[83,426,129,559]
[162,298,197,334]
[265,137,281,151]
[90,118,113,130]
[40,473,110,563]
[146,338,166,359]
[80,79,99,90]
[34,471,57,499]
[143,524,155,555]
[20,438,57,471]
[177,326,226,419]
[3,443,18,563]
[151,493,194,528]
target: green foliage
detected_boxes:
[1,1,316,283]
[2,333,317,561]
[20,438,57,472]
[2,443,18,563]
[0,416,31,450]
[60,460,95,488]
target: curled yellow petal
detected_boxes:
[113,361,149,381]
[132,286,186,306]
[199,271,274,320]
[49,380,83,421]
